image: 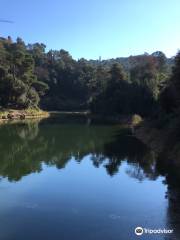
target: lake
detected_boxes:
[0,117,179,240]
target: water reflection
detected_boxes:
[0,120,156,182]
[0,118,179,239]
[157,156,180,239]
[103,131,157,179]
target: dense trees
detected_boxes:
[0,36,176,118]
[90,63,130,114]
[0,37,48,108]
[160,51,180,114]
[90,54,170,116]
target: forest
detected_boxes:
[0,36,180,122]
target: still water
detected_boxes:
[0,117,179,240]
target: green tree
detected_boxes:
[0,37,48,108]
[160,51,180,113]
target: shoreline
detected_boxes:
[0,109,50,123]
[48,111,143,125]
[0,110,143,128]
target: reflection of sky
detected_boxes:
[0,157,168,240]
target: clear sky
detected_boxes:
[0,0,180,59]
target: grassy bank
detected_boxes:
[0,108,49,122]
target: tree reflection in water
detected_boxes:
[0,120,156,181]
[0,118,180,238]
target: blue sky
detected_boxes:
[0,0,180,59]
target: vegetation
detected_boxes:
[0,36,174,119]
[1,36,180,146]
[134,51,180,164]
[0,37,48,109]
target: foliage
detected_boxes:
[160,51,180,114]
[0,36,175,117]
[0,37,48,109]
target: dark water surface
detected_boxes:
[0,118,179,240]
